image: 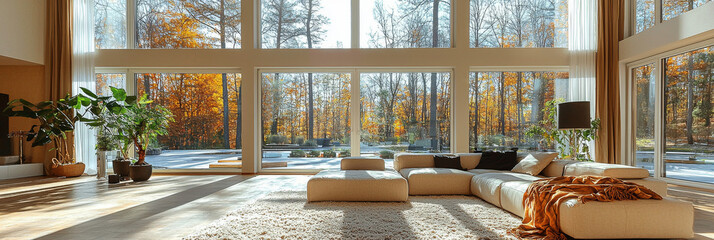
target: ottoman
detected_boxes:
[307,170,408,202]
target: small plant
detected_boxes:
[323,149,337,158]
[266,135,287,144]
[307,150,321,157]
[289,150,306,157]
[339,149,351,157]
[294,136,305,145]
[379,150,394,159]
[301,140,317,147]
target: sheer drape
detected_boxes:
[72,0,97,174]
[567,0,598,160]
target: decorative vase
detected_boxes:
[112,159,131,177]
[97,151,107,180]
[129,164,152,182]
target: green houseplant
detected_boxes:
[3,96,85,177]
[525,98,600,161]
[76,87,173,181]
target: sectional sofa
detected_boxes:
[307,153,694,239]
[394,153,694,239]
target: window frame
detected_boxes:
[624,37,714,188]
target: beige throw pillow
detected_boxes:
[511,152,558,176]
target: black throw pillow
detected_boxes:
[434,154,464,170]
[475,150,518,170]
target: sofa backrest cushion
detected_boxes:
[393,153,435,171]
[341,157,385,171]
[541,160,579,177]
[434,155,464,170]
[564,162,651,179]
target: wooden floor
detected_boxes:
[0,175,712,240]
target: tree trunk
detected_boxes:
[218,0,230,149]
[499,72,506,145]
[306,0,315,140]
[687,53,695,144]
[430,0,439,151]
[516,72,522,145]
[473,72,479,151]
[235,82,242,149]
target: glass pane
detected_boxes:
[664,45,714,184]
[95,73,126,96]
[260,0,350,49]
[360,0,451,48]
[360,72,451,167]
[95,0,126,49]
[136,0,242,48]
[136,73,242,169]
[470,0,568,48]
[633,64,655,175]
[662,0,711,21]
[261,72,351,169]
[469,71,569,152]
[634,0,655,34]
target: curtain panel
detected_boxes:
[73,0,97,175]
[44,0,73,175]
[595,0,624,164]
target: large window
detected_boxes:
[470,0,568,48]
[469,71,569,152]
[95,0,242,49]
[360,0,451,48]
[634,0,655,34]
[633,64,655,175]
[137,72,242,169]
[260,0,350,49]
[95,0,127,49]
[664,45,714,183]
[360,72,451,156]
[261,72,351,169]
[662,0,711,21]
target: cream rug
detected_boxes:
[185,191,523,240]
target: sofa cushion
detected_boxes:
[467,169,506,175]
[564,162,650,179]
[626,177,668,196]
[475,151,518,170]
[511,152,558,176]
[470,172,541,207]
[340,157,385,170]
[434,155,464,170]
[393,153,434,171]
[400,168,473,195]
[499,181,532,218]
[541,160,578,177]
[559,197,693,239]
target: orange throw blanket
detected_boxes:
[510,176,662,240]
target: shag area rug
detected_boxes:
[184,191,522,240]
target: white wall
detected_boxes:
[0,0,45,65]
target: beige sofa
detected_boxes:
[394,153,694,239]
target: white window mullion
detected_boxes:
[654,0,662,25]
[351,0,359,49]
[654,59,664,179]
[126,0,136,49]
[351,69,360,156]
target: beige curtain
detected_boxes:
[44,0,73,174]
[595,0,624,164]
[45,0,73,101]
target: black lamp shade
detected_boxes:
[558,101,591,129]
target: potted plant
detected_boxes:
[76,87,173,181]
[525,98,600,161]
[3,96,85,177]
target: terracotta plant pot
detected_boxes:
[129,164,152,182]
[52,162,85,177]
[112,159,131,177]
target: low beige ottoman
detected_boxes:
[307,157,408,202]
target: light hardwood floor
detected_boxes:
[0,175,712,240]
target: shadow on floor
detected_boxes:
[35,175,254,240]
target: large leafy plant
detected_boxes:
[3,96,82,166]
[76,87,173,165]
[525,98,600,161]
